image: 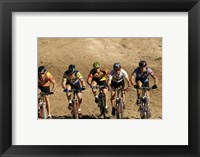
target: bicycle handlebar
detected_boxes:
[63,88,85,93]
[40,91,54,96]
[112,87,128,92]
[135,87,153,90]
[91,85,107,90]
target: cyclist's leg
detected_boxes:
[120,80,126,107]
[91,80,98,102]
[144,81,150,105]
[42,86,51,117]
[77,92,82,113]
[75,82,82,113]
[136,80,142,104]
[66,84,72,109]
[110,81,116,115]
[101,81,108,108]
[38,88,41,100]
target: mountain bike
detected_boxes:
[64,88,85,119]
[136,86,156,119]
[92,85,107,119]
[114,87,128,119]
[38,91,53,119]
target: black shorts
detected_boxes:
[38,86,50,94]
[111,80,125,89]
[92,79,108,87]
[136,79,149,87]
[66,81,81,90]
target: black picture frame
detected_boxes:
[0,0,199,156]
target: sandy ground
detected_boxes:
[38,38,162,119]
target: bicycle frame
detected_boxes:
[66,89,80,119]
[115,87,125,119]
[138,87,152,119]
[38,92,48,119]
[92,85,107,118]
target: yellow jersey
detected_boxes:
[38,71,52,87]
[63,70,83,84]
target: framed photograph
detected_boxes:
[0,0,199,156]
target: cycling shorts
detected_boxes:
[111,80,125,89]
[38,86,50,94]
[92,79,108,87]
[136,79,149,87]
[66,81,81,91]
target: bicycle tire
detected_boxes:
[73,103,79,119]
[116,100,123,119]
[140,103,145,119]
[119,99,124,119]
[42,104,47,119]
[99,94,106,119]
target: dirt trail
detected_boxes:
[38,38,162,119]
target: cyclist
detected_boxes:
[130,60,158,105]
[107,63,131,116]
[38,66,57,119]
[62,64,86,116]
[87,62,109,113]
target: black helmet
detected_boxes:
[113,63,121,70]
[68,64,76,74]
[139,61,147,67]
[38,66,46,74]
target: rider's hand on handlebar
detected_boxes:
[50,91,54,94]
[81,86,86,91]
[152,84,157,89]
[63,88,68,93]
[134,85,139,89]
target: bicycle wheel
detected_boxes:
[140,103,145,119]
[144,98,151,119]
[73,103,79,119]
[42,104,47,119]
[116,100,123,119]
[119,100,124,119]
[100,94,106,119]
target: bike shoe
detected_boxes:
[112,107,116,116]
[47,115,52,119]
[95,96,99,103]
[78,112,83,118]
[68,103,73,110]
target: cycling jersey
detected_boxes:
[38,71,52,87]
[63,70,83,84]
[109,69,128,83]
[88,68,109,81]
[132,67,154,83]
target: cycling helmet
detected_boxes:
[139,61,147,67]
[68,64,76,74]
[113,63,121,70]
[93,62,101,69]
[38,66,46,74]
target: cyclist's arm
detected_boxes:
[49,76,57,92]
[62,78,67,89]
[123,70,130,88]
[125,77,131,88]
[87,73,93,86]
[107,75,112,90]
[79,77,86,87]
[151,74,158,85]
[130,73,137,86]
[149,68,158,85]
